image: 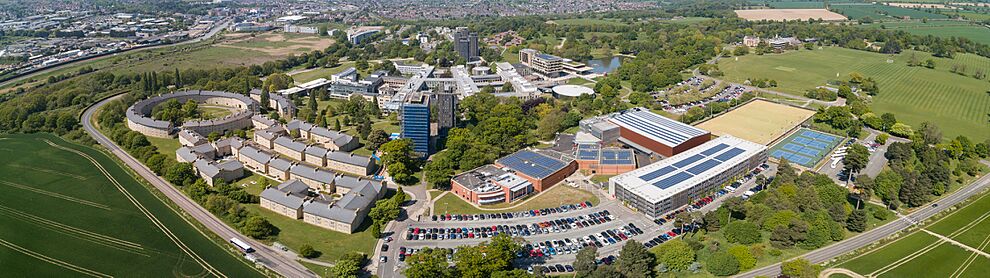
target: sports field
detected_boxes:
[834,192,990,278]
[695,100,815,145]
[0,134,262,277]
[769,128,843,168]
[717,47,990,140]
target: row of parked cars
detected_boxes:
[643,224,699,248]
[431,201,595,222]
[409,210,615,241]
[530,264,574,274]
[520,223,644,259]
[395,246,456,262]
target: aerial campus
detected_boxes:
[2,1,990,278]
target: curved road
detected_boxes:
[83,94,316,278]
[738,164,990,277]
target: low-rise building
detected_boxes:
[451,165,533,205]
[494,149,577,192]
[268,158,294,181]
[326,151,376,176]
[178,129,207,147]
[273,136,308,161]
[238,145,276,173]
[290,163,335,192]
[259,179,309,219]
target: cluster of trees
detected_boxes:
[368,187,407,238]
[151,99,200,125]
[404,234,526,278]
[804,88,838,102]
[380,139,419,185]
[857,125,989,208]
[0,71,118,134]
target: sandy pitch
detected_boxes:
[695,100,815,145]
[735,9,847,21]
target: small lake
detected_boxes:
[586,56,623,74]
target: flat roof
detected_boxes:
[609,108,709,147]
[496,150,570,180]
[610,136,766,204]
[552,85,595,97]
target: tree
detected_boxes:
[874,169,904,204]
[299,244,320,259]
[876,133,889,145]
[724,220,761,244]
[781,258,820,278]
[330,257,361,278]
[844,144,870,178]
[241,216,278,239]
[616,240,654,278]
[727,245,756,270]
[455,234,518,278]
[423,154,455,189]
[706,252,740,276]
[574,245,599,277]
[380,139,418,185]
[733,45,749,56]
[366,129,390,151]
[404,248,456,278]
[847,209,868,232]
[918,121,942,145]
[880,112,897,130]
[651,239,695,271]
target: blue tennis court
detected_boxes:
[769,128,844,168]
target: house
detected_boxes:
[273,136,307,161]
[290,163,336,192]
[178,129,207,147]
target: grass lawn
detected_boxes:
[831,3,947,20]
[244,204,378,262]
[835,192,990,276]
[147,136,181,156]
[196,105,234,120]
[432,185,599,215]
[860,20,990,45]
[590,175,613,184]
[0,134,262,277]
[428,190,444,200]
[300,261,334,277]
[552,18,629,26]
[718,47,990,140]
[290,62,357,83]
[232,172,278,196]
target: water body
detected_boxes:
[586,56,623,74]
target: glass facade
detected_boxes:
[400,103,431,155]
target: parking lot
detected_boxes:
[377,163,777,277]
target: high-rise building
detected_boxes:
[454,27,479,62]
[400,93,431,155]
[434,92,457,139]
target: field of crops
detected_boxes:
[718,47,990,140]
[834,192,990,277]
[832,3,948,20]
[0,134,262,277]
[860,20,990,45]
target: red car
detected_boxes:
[667,231,676,237]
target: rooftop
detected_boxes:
[496,149,572,179]
[609,108,709,147]
[610,136,766,203]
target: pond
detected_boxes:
[585,56,623,74]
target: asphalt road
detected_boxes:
[737,162,990,278]
[83,95,315,278]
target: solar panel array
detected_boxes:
[577,144,600,160]
[636,142,748,190]
[600,149,634,165]
[611,109,708,147]
[498,150,568,179]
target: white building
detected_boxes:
[609,136,768,218]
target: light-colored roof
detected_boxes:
[290,164,334,184]
[610,136,766,204]
[274,136,307,152]
[240,146,275,164]
[326,151,372,167]
[269,158,294,172]
[260,179,309,208]
[176,146,200,162]
[552,85,595,97]
[609,108,709,147]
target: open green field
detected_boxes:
[834,192,990,277]
[718,47,990,140]
[0,134,262,277]
[860,20,990,45]
[831,3,948,20]
[290,62,357,83]
[767,1,829,9]
[433,185,599,215]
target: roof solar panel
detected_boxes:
[713,148,745,162]
[631,110,707,137]
[653,172,693,190]
[686,159,722,175]
[499,150,567,179]
[639,166,676,181]
[699,143,729,156]
[614,113,689,145]
[673,154,705,168]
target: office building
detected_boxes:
[434,92,457,139]
[609,136,768,218]
[454,27,479,62]
[494,149,577,192]
[400,93,431,155]
[451,165,533,205]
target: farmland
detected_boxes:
[833,192,990,278]
[734,9,847,21]
[0,134,262,277]
[830,3,948,20]
[860,21,990,45]
[717,47,990,140]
